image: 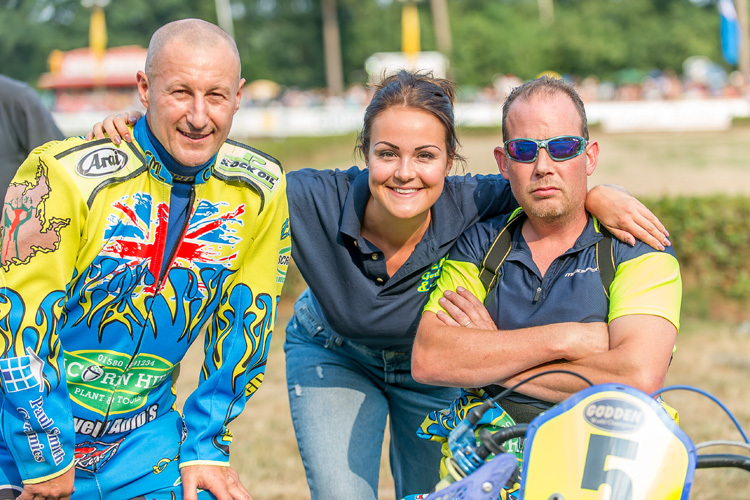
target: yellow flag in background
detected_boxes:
[401,2,421,58]
[89,6,107,61]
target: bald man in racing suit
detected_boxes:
[0,19,289,500]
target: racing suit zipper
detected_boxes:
[96,185,197,437]
[156,186,196,289]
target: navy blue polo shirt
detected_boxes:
[426,212,680,331]
[424,211,682,408]
[286,166,515,350]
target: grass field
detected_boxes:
[178,124,750,499]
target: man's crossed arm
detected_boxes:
[412,287,676,403]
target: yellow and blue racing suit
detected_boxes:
[0,123,290,498]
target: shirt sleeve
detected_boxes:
[178,171,291,467]
[0,142,81,483]
[423,226,489,315]
[608,251,682,330]
[423,258,487,315]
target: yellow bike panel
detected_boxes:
[521,384,696,500]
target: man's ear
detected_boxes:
[136,71,150,110]
[234,78,245,114]
[585,140,599,176]
[494,146,510,180]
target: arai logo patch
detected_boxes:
[77,148,128,177]
[583,398,644,432]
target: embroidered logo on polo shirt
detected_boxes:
[564,267,598,278]
[418,256,447,292]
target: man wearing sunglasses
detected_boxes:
[410,76,681,484]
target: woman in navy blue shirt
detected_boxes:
[91,71,669,500]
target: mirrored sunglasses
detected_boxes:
[504,135,588,163]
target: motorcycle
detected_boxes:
[419,370,750,500]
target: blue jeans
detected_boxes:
[284,290,460,500]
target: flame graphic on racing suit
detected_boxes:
[61,259,235,346]
[201,288,275,456]
[204,287,273,395]
[0,289,65,393]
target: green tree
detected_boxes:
[0,0,214,85]
[448,0,722,85]
[1,0,88,84]
[449,1,549,84]
[549,0,720,80]
[233,0,326,88]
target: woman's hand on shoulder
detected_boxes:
[85,110,143,144]
[586,184,670,251]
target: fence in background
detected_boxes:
[54,96,750,138]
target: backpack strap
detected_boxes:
[479,208,526,293]
[480,211,617,298]
[595,223,616,299]
[480,216,618,404]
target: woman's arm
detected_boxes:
[586,184,670,250]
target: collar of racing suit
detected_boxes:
[134,116,216,185]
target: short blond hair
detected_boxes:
[145,18,241,82]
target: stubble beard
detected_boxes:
[527,204,566,221]
[523,191,577,226]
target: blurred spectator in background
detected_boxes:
[0,74,64,202]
